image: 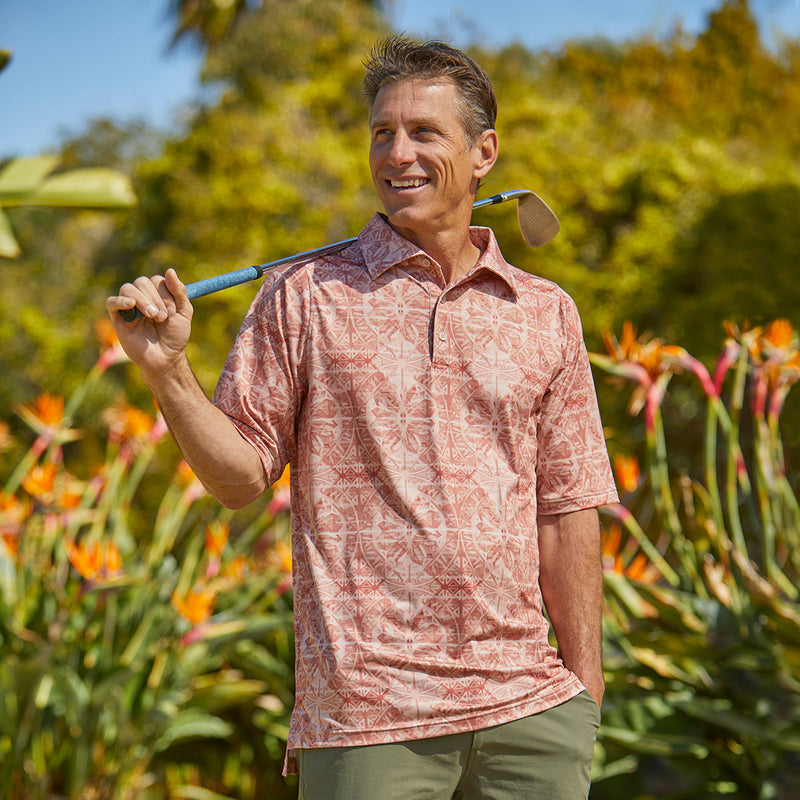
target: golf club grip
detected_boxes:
[118,265,264,322]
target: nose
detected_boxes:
[388,129,415,167]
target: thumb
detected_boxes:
[164,268,193,318]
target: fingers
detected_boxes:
[107,271,186,323]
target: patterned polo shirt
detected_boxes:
[212,214,618,773]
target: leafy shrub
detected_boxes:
[0,326,296,800]
[591,320,800,800]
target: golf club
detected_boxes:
[119,189,558,322]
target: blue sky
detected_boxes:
[2,0,799,158]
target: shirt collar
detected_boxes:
[357,213,520,299]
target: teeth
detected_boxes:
[390,178,428,188]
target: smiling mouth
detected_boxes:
[387,178,430,189]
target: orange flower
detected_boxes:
[204,521,229,578]
[603,324,691,385]
[272,538,293,596]
[94,319,129,371]
[757,320,799,378]
[625,554,658,583]
[602,524,625,574]
[221,555,248,582]
[267,465,291,515]
[1,533,19,557]
[598,323,718,428]
[274,539,292,574]
[205,521,229,557]
[21,463,84,510]
[601,524,659,584]
[22,463,57,498]
[16,394,83,445]
[747,320,800,416]
[103,402,156,444]
[66,539,123,580]
[0,491,31,527]
[175,460,207,505]
[25,393,63,427]
[171,586,216,625]
[613,454,641,494]
[96,318,119,350]
[58,490,82,510]
[1,491,31,556]
[761,319,795,352]
[177,460,198,486]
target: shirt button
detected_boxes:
[420,258,431,267]
[438,331,447,341]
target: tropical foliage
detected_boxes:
[0,329,296,799]
[590,319,800,799]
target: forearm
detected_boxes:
[538,508,604,705]
[142,355,267,508]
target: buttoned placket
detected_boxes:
[430,290,450,365]
[430,271,493,365]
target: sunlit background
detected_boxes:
[2,0,800,156]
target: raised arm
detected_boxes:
[537,507,605,707]
[106,268,267,508]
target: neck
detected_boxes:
[390,218,481,284]
[420,232,481,284]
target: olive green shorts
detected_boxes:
[296,691,600,800]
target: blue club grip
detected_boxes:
[118,265,264,322]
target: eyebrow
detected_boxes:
[369,115,440,130]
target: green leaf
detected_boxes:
[188,677,267,712]
[0,50,11,74]
[0,155,59,196]
[600,724,709,758]
[5,168,137,208]
[634,584,709,634]
[120,607,159,667]
[0,208,21,258]
[674,697,785,742]
[591,754,639,782]
[154,709,234,751]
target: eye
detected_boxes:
[413,125,442,141]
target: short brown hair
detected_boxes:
[363,34,497,144]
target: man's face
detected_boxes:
[368,78,494,246]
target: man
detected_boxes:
[108,35,618,800]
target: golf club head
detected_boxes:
[516,191,560,247]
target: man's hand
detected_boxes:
[106,268,193,380]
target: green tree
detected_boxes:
[167,0,385,49]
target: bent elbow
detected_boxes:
[206,477,267,510]
[215,491,260,510]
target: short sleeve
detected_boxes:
[212,267,308,486]
[535,294,618,515]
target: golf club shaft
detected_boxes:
[119,190,532,321]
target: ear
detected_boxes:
[473,129,499,180]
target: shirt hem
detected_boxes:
[282,678,585,775]
[537,490,619,516]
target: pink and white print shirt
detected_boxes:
[212,214,619,772]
